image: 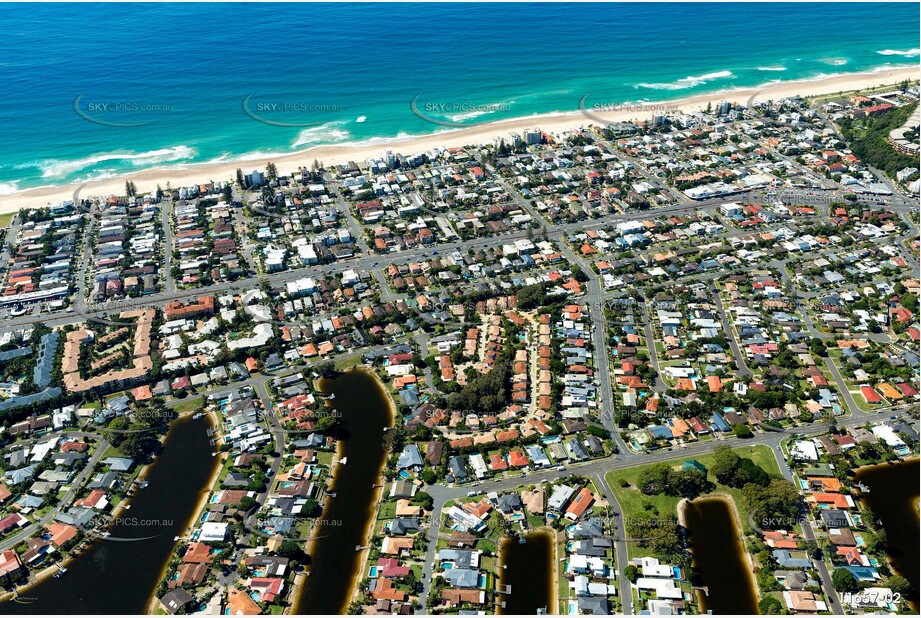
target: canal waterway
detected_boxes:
[1,414,218,614]
[682,497,758,615]
[294,368,394,614]
[497,530,554,614]
[855,458,919,609]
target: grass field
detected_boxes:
[169,396,205,414]
[605,444,782,558]
[334,355,364,370]
[0,212,13,228]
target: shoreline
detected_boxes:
[853,455,920,610]
[143,406,224,614]
[0,66,917,215]
[0,404,215,607]
[678,494,761,610]
[496,527,558,615]
[294,366,396,615]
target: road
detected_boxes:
[0,433,110,553]
[14,177,917,330]
[708,280,753,377]
[505,183,631,455]
[639,299,668,393]
[161,198,175,293]
[415,405,894,614]
[1,144,916,613]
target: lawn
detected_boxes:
[170,396,205,414]
[0,212,13,229]
[377,500,396,520]
[102,443,124,459]
[334,355,363,370]
[316,450,335,467]
[605,444,782,558]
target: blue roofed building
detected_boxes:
[396,444,424,470]
[709,413,731,432]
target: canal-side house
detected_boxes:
[632,556,683,606]
[782,590,828,613]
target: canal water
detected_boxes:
[294,368,394,614]
[855,458,920,609]
[497,530,554,614]
[1,414,218,614]
[683,497,759,615]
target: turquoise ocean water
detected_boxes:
[0,2,917,194]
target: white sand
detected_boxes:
[0,67,916,215]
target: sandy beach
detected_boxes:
[0,67,916,216]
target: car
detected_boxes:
[556,465,566,471]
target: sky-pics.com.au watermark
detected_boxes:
[612,515,679,544]
[242,94,343,127]
[578,95,680,124]
[411,95,511,128]
[746,510,812,537]
[74,94,175,127]
[77,514,173,543]
[87,405,174,436]
[245,515,343,543]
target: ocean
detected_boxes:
[0,2,917,194]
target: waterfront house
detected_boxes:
[381,536,414,556]
[0,550,23,578]
[227,588,261,615]
[440,589,486,607]
[200,522,228,543]
[387,517,420,536]
[442,568,481,589]
[772,549,813,569]
[774,570,817,591]
[159,588,194,614]
[782,590,828,613]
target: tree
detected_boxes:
[733,424,754,439]
[742,479,802,528]
[758,597,783,614]
[235,168,246,188]
[885,575,911,596]
[711,445,741,485]
[266,162,278,181]
[516,284,546,310]
[411,491,433,511]
[671,468,711,500]
[624,564,639,583]
[277,540,304,559]
[832,567,858,593]
[222,183,233,204]
[637,463,672,496]
[626,515,683,562]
